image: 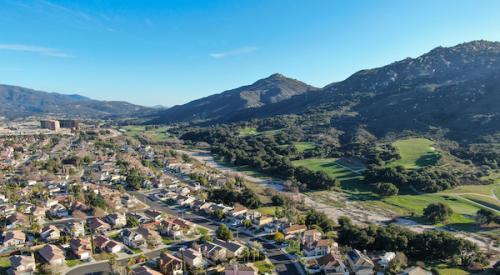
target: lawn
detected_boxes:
[120,125,172,143]
[0,257,10,272]
[442,183,499,196]
[435,267,470,275]
[66,259,84,267]
[388,138,440,169]
[461,194,500,211]
[291,158,363,181]
[239,127,258,137]
[383,193,481,216]
[257,206,283,216]
[292,157,373,198]
[293,142,315,152]
[253,260,275,274]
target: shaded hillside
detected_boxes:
[150,73,317,123]
[177,40,500,143]
[0,84,151,119]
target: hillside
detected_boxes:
[150,73,317,123]
[0,84,151,119]
[163,40,500,143]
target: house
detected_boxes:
[40,225,61,242]
[397,266,432,275]
[120,229,145,249]
[38,244,65,265]
[159,219,183,239]
[178,196,196,207]
[144,209,163,221]
[105,240,123,253]
[252,215,273,228]
[316,252,349,275]
[70,201,92,213]
[7,212,28,229]
[28,206,46,224]
[225,264,258,275]
[131,266,163,275]
[88,217,111,233]
[182,248,206,269]
[378,252,396,270]
[346,249,375,275]
[212,239,246,258]
[106,213,127,228]
[3,230,25,247]
[137,226,161,246]
[45,199,59,208]
[159,218,193,239]
[229,204,248,218]
[93,235,111,252]
[302,229,322,248]
[158,252,183,275]
[122,194,139,208]
[70,237,92,260]
[67,221,85,237]
[49,204,69,218]
[7,254,36,275]
[284,224,307,239]
[303,239,338,257]
[195,242,227,262]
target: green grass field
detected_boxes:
[380,184,500,230]
[0,257,10,273]
[239,127,258,137]
[253,260,275,274]
[291,158,365,181]
[389,138,440,169]
[257,206,283,216]
[293,142,315,152]
[120,125,172,143]
[238,127,283,137]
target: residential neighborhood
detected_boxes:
[0,122,494,275]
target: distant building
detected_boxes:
[59,119,80,129]
[40,120,60,131]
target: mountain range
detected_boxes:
[151,73,316,123]
[150,40,500,143]
[2,40,499,143]
[0,84,151,119]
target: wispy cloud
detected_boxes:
[0,44,72,58]
[210,46,258,59]
[7,0,113,32]
[37,0,95,23]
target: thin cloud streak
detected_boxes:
[210,46,258,59]
[0,44,72,58]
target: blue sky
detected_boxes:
[1,0,499,106]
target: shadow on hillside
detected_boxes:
[415,152,441,167]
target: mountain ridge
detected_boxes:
[151,40,500,143]
[150,73,318,124]
[0,84,151,119]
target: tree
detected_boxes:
[274,232,285,243]
[423,203,453,223]
[305,210,336,232]
[271,194,285,206]
[242,219,252,228]
[216,224,233,241]
[213,209,225,220]
[388,252,408,274]
[126,215,140,227]
[374,182,399,196]
[126,169,143,190]
[476,209,496,225]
